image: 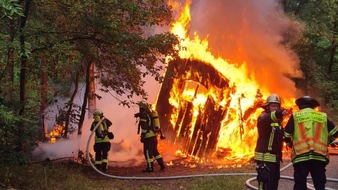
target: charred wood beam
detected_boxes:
[157,58,231,159]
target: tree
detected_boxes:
[0,0,180,163]
[284,0,338,117]
[43,0,180,134]
[0,0,24,99]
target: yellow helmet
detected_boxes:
[265,94,281,105]
[93,108,102,116]
[138,101,149,109]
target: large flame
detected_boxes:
[164,0,297,163]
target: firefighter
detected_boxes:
[134,101,156,172]
[284,96,338,190]
[90,108,113,173]
[254,94,290,190]
[149,105,166,171]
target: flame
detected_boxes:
[48,124,65,143]
[163,0,297,164]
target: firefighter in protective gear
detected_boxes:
[135,101,156,172]
[284,96,338,190]
[150,105,166,171]
[90,108,113,173]
[254,94,290,190]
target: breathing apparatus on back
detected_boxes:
[149,105,165,139]
[134,101,166,139]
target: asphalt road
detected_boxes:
[269,154,338,190]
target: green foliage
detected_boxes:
[1,0,179,167]
[0,102,41,165]
[285,0,338,114]
[286,0,338,38]
[55,102,81,134]
[0,0,24,19]
[25,0,180,101]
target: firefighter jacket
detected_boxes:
[254,110,285,163]
[138,112,155,138]
[284,108,338,164]
[90,116,113,143]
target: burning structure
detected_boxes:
[155,0,301,163]
[156,59,264,162]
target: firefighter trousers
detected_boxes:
[143,136,155,170]
[293,160,326,190]
[93,142,111,171]
[257,161,280,190]
[153,136,165,170]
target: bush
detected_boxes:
[0,104,41,165]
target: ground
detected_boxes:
[83,158,254,190]
[83,152,338,190]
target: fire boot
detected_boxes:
[95,164,102,172]
[142,162,154,173]
[157,157,166,171]
[101,163,107,173]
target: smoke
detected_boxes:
[32,0,303,164]
[31,77,174,166]
[189,0,303,98]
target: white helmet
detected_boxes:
[265,94,281,105]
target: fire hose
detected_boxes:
[86,118,338,189]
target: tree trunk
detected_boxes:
[64,68,80,138]
[18,0,32,151]
[87,61,96,118]
[40,56,48,138]
[0,18,15,100]
[19,0,31,116]
[327,34,337,74]
[78,60,93,135]
[7,19,15,85]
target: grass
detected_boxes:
[0,160,256,190]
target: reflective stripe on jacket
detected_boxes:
[254,110,284,163]
[254,152,277,162]
[291,108,329,163]
[140,112,155,138]
[93,117,110,143]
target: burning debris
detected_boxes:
[157,59,264,163]
[47,124,65,143]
